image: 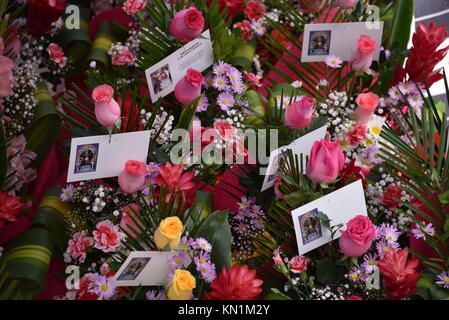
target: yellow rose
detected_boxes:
[167,269,196,300]
[154,216,183,250]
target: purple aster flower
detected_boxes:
[361,145,384,165]
[194,252,211,269]
[388,87,403,102]
[436,271,449,289]
[407,95,424,110]
[168,251,188,269]
[60,184,74,201]
[216,92,235,111]
[199,262,216,283]
[141,162,160,195]
[237,196,253,211]
[212,74,229,91]
[213,61,231,75]
[87,274,116,300]
[251,218,265,230]
[376,239,399,258]
[348,266,364,283]
[197,95,209,112]
[399,82,415,95]
[146,289,165,300]
[204,74,214,88]
[229,79,244,94]
[250,19,266,36]
[325,56,343,69]
[383,224,400,244]
[195,237,212,252]
[412,223,436,241]
[181,236,194,247]
[226,67,242,82]
[233,210,248,221]
[233,223,248,235]
[362,253,378,273]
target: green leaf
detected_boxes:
[264,288,292,300]
[439,190,449,204]
[195,210,232,272]
[284,191,307,208]
[316,257,337,285]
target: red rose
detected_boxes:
[244,1,266,20]
[0,192,24,229]
[346,124,367,145]
[381,185,402,209]
[27,0,66,37]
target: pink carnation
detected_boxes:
[47,43,67,68]
[290,255,310,274]
[0,54,14,97]
[93,220,123,253]
[111,49,135,66]
[123,0,147,15]
[66,231,94,263]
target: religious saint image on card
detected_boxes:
[298,209,323,245]
[150,64,173,94]
[74,143,99,174]
[116,257,151,281]
[308,30,331,56]
[267,150,288,183]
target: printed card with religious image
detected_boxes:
[301,22,384,63]
[291,180,368,255]
[145,30,214,103]
[261,125,327,191]
[67,131,151,182]
[113,251,191,287]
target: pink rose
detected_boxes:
[284,96,314,130]
[339,215,375,257]
[91,85,121,127]
[336,0,358,8]
[66,231,94,263]
[351,35,377,72]
[47,43,67,67]
[118,160,146,194]
[170,6,204,42]
[111,49,135,66]
[354,92,379,123]
[290,255,310,274]
[122,0,147,15]
[93,220,123,253]
[174,68,203,104]
[214,119,236,141]
[346,124,367,145]
[120,203,141,238]
[0,55,14,97]
[306,140,345,184]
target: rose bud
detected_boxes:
[91,84,121,127]
[284,96,314,130]
[120,203,141,237]
[336,0,358,8]
[338,215,375,257]
[353,92,379,123]
[170,6,204,42]
[167,269,196,300]
[306,139,345,184]
[154,216,183,250]
[174,68,204,105]
[352,35,378,72]
[118,160,147,194]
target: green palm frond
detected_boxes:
[379,70,449,271]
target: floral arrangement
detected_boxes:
[0,0,448,302]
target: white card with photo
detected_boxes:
[261,125,327,191]
[301,22,384,63]
[145,30,214,103]
[113,251,191,287]
[67,131,151,183]
[292,180,368,255]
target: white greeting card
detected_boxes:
[301,22,384,63]
[145,30,214,103]
[291,180,368,255]
[112,251,190,287]
[67,131,151,182]
[261,125,327,191]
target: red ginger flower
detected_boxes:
[156,162,195,201]
[204,264,263,300]
[397,22,449,87]
[378,248,421,300]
